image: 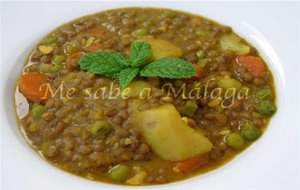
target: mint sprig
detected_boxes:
[78,41,197,87]
[140,57,197,78]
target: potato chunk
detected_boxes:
[220,34,250,55]
[140,38,183,60]
[135,104,212,161]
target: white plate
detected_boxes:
[1,1,299,190]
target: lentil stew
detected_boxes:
[15,7,277,185]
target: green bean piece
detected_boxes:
[226,133,245,149]
[50,64,63,73]
[43,36,58,45]
[258,100,277,116]
[181,100,198,117]
[241,123,261,141]
[109,164,130,182]
[39,63,52,73]
[52,55,65,64]
[90,121,112,136]
[32,105,46,120]
[256,89,273,101]
[132,28,148,37]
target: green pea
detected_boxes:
[90,121,112,136]
[226,133,244,149]
[241,123,261,141]
[256,89,273,101]
[181,100,198,117]
[43,36,58,45]
[164,11,176,18]
[132,28,148,37]
[258,100,277,116]
[109,164,130,182]
[50,64,63,73]
[52,55,65,64]
[39,63,52,73]
[32,105,46,120]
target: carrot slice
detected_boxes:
[192,64,204,80]
[68,52,83,62]
[85,43,103,52]
[19,72,50,103]
[236,55,266,77]
[91,29,106,38]
[174,154,209,173]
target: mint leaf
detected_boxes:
[118,68,140,87]
[129,42,152,67]
[78,52,127,78]
[140,57,197,78]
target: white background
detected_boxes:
[1,1,299,190]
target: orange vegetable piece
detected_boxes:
[192,64,204,80]
[236,55,266,77]
[68,52,83,62]
[91,29,106,38]
[19,72,50,103]
[174,154,208,173]
[85,43,103,52]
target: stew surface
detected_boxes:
[15,8,276,185]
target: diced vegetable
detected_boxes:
[164,11,176,18]
[62,72,77,83]
[32,105,46,120]
[28,123,39,132]
[43,36,58,45]
[181,100,198,117]
[132,28,148,37]
[236,56,266,77]
[65,44,79,54]
[220,34,250,55]
[226,133,244,149]
[255,89,273,101]
[217,76,242,90]
[122,81,151,98]
[86,37,96,46]
[39,63,63,73]
[90,120,112,136]
[19,72,50,103]
[68,52,83,62]
[85,43,103,52]
[197,28,209,38]
[41,141,49,155]
[257,100,277,116]
[196,50,206,59]
[197,58,208,68]
[52,55,65,64]
[39,63,52,73]
[241,123,261,140]
[140,38,183,60]
[39,45,53,55]
[90,29,106,38]
[50,64,63,73]
[126,167,147,185]
[109,164,130,182]
[192,64,204,80]
[158,26,167,32]
[135,104,212,161]
[174,154,208,173]
[208,97,222,107]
